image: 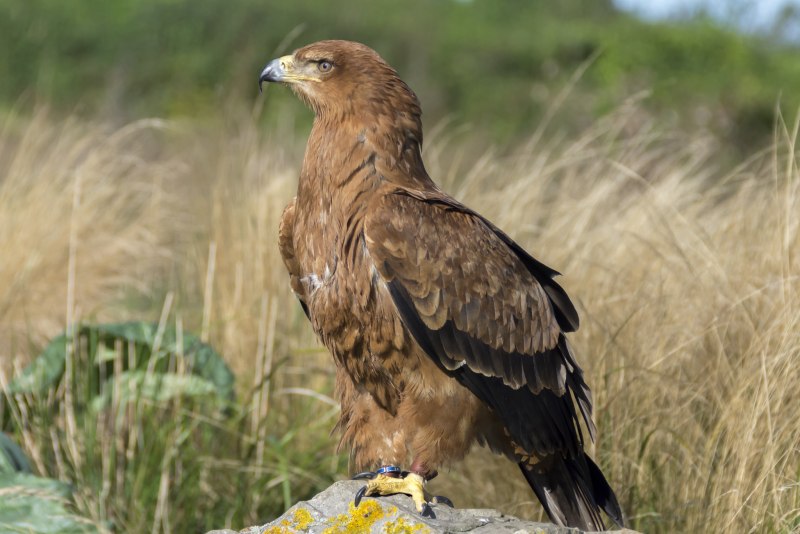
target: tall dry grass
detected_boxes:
[0,101,797,532]
[0,113,179,374]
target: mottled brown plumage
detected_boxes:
[261,40,623,530]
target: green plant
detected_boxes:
[0,433,98,533]
[1,321,344,532]
[7,322,235,404]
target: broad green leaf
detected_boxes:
[90,323,235,401]
[5,335,67,395]
[5,323,235,403]
[0,433,31,475]
[0,472,98,533]
[89,370,219,412]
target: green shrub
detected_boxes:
[2,322,344,532]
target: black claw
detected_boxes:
[354,485,368,508]
[434,496,454,508]
[352,471,376,480]
[421,503,435,518]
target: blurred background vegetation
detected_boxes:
[2,0,800,147]
[1,1,799,533]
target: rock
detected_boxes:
[209,480,639,534]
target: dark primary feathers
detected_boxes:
[264,39,624,531]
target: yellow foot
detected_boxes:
[353,470,453,518]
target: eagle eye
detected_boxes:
[317,60,333,73]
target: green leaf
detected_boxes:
[91,323,235,401]
[5,322,235,404]
[5,335,67,395]
[0,433,32,475]
[0,472,98,533]
[89,370,219,413]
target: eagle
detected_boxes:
[259,40,624,530]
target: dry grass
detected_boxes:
[0,102,798,532]
[0,112,179,374]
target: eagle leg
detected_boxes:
[352,465,453,518]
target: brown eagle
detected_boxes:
[259,40,624,530]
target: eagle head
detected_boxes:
[259,40,421,130]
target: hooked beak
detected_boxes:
[259,55,292,93]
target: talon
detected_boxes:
[350,468,445,517]
[433,495,454,508]
[354,485,368,508]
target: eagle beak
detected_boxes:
[259,55,293,93]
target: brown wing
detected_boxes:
[365,188,595,457]
[278,197,310,319]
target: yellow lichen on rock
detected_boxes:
[260,524,291,534]
[383,517,430,534]
[289,508,314,530]
[322,499,396,534]
[261,506,316,533]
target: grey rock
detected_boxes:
[208,480,638,534]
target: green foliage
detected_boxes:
[1,0,798,146]
[89,371,217,412]
[0,432,31,474]
[590,16,797,143]
[0,434,96,533]
[0,472,98,534]
[1,324,344,532]
[7,322,235,404]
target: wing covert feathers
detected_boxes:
[278,198,310,318]
[365,188,598,457]
[366,191,562,381]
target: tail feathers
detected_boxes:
[519,454,624,531]
[584,455,625,527]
